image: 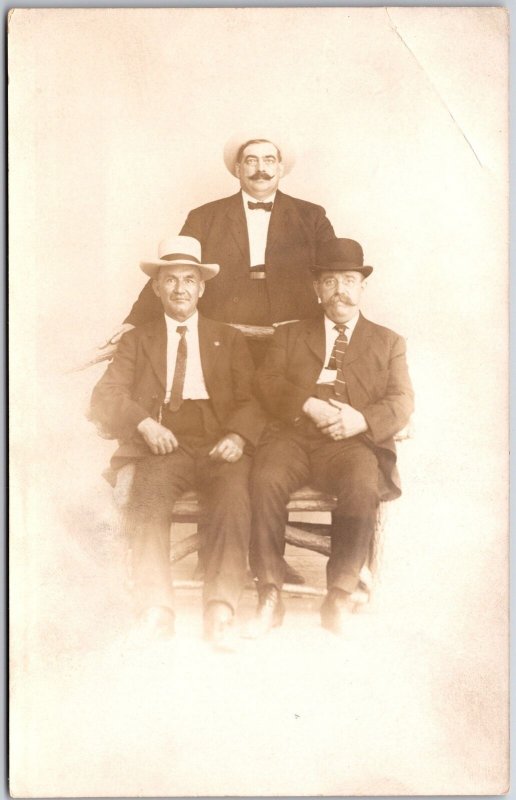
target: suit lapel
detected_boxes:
[226,192,250,264]
[265,190,289,254]
[141,317,167,389]
[343,313,372,365]
[303,315,326,367]
[226,190,293,262]
[300,313,372,375]
[198,315,223,395]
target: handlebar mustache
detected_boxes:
[250,172,273,180]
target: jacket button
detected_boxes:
[233,297,239,303]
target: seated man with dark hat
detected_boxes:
[90,236,265,649]
[248,238,415,636]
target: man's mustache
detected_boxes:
[250,171,272,181]
[330,294,355,305]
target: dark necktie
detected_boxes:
[327,324,348,399]
[168,325,188,412]
[247,201,273,211]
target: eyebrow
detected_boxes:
[321,274,359,281]
[244,153,277,160]
[163,270,198,280]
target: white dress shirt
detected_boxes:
[164,311,209,403]
[241,190,277,267]
[316,312,360,385]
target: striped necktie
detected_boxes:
[168,325,188,412]
[327,324,348,399]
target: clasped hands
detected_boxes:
[302,397,368,440]
[137,417,245,462]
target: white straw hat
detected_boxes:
[140,236,219,281]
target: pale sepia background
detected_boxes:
[9,7,508,796]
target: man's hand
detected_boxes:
[209,433,245,463]
[137,417,179,455]
[319,399,368,440]
[99,323,135,349]
[302,396,341,428]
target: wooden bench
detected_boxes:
[85,323,410,605]
[113,462,390,603]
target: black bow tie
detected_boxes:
[248,201,273,212]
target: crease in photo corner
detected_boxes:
[384,7,485,168]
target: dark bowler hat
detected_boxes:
[312,238,373,278]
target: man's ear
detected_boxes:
[234,162,241,178]
[313,280,321,303]
[152,278,160,297]
[278,161,285,178]
[198,281,205,298]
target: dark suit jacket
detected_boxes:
[255,313,415,501]
[90,314,266,470]
[125,190,336,326]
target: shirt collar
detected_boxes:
[324,311,360,337]
[241,189,277,206]
[164,309,198,332]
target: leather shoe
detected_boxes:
[320,588,356,635]
[203,601,236,651]
[244,584,285,639]
[134,606,175,641]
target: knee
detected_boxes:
[335,484,378,517]
[130,456,183,517]
[333,469,379,515]
[208,462,251,507]
[127,491,170,525]
[251,463,291,500]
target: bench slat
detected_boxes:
[169,486,337,517]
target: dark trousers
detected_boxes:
[126,402,251,615]
[250,427,379,594]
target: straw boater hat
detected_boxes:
[223,132,295,177]
[140,236,219,281]
[311,239,373,278]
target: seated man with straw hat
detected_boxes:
[90,236,265,648]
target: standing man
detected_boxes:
[90,236,265,648]
[248,238,414,636]
[108,134,336,341]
